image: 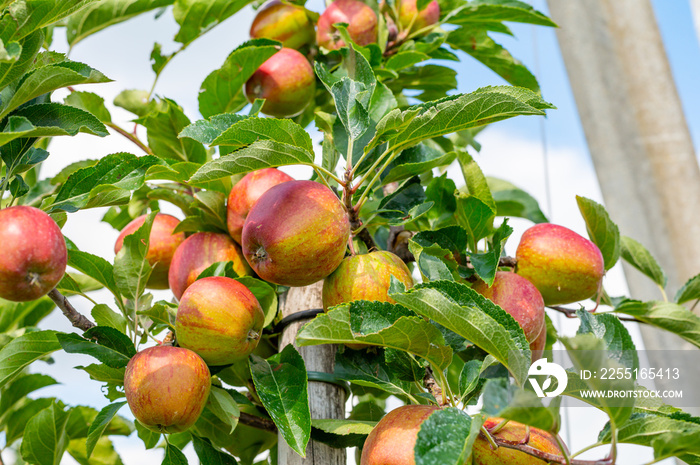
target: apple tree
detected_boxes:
[0,0,699,464]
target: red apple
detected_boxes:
[0,206,67,302]
[114,213,185,290]
[317,0,378,50]
[168,232,252,300]
[242,180,350,287]
[472,271,545,344]
[244,48,316,118]
[322,251,414,310]
[176,276,265,366]
[473,417,564,465]
[227,168,294,244]
[361,404,440,465]
[250,1,315,49]
[397,0,440,34]
[516,223,605,305]
[124,345,210,433]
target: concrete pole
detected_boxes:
[547,0,700,414]
[692,0,700,43]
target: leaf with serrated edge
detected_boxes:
[20,402,71,465]
[0,330,61,389]
[86,402,127,458]
[414,408,482,465]
[675,273,700,305]
[576,196,620,271]
[620,236,667,287]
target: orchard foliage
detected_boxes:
[0,0,699,465]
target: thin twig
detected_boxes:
[239,412,277,433]
[106,123,154,155]
[48,289,95,331]
[547,305,645,323]
[484,433,613,465]
[423,367,446,406]
[344,170,377,252]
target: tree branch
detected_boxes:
[547,305,645,323]
[423,367,446,407]
[239,412,277,433]
[106,123,154,156]
[485,433,612,465]
[48,289,95,331]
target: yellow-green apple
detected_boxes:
[227,168,294,244]
[472,271,545,347]
[361,404,440,465]
[397,0,440,34]
[244,48,316,118]
[322,250,414,310]
[250,1,315,49]
[124,345,210,433]
[176,276,265,366]
[473,417,564,464]
[317,0,378,50]
[242,180,350,287]
[168,232,252,300]
[114,213,184,290]
[0,206,67,302]
[516,223,605,305]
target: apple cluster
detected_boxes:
[244,0,441,118]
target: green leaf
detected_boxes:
[135,420,160,449]
[446,0,556,27]
[311,419,375,449]
[67,436,125,465]
[207,386,240,433]
[457,151,495,211]
[487,177,548,223]
[0,0,102,42]
[250,345,310,457]
[447,27,538,91]
[20,402,71,465]
[0,373,58,421]
[480,378,560,431]
[0,60,110,118]
[179,113,248,145]
[385,64,458,102]
[0,30,43,89]
[5,397,57,445]
[576,310,637,370]
[50,153,162,212]
[0,145,47,178]
[67,250,121,302]
[467,219,513,285]
[386,51,431,71]
[173,0,254,45]
[0,296,55,333]
[190,140,314,184]
[297,300,453,371]
[64,91,112,123]
[377,176,433,226]
[162,443,188,465]
[65,405,132,440]
[414,408,482,465]
[381,145,457,185]
[408,226,467,282]
[198,39,280,118]
[192,436,238,465]
[620,236,667,287]
[66,0,174,46]
[675,273,700,305]
[235,276,278,328]
[576,196,620,271]
[424,174,458,229]
[458,359,489,401]
[389,280,531,385]
[57,327,136,368]
[0,103,108,146]
[613,300,700,349]
[92,304,127,332]
[114,89,157,117]
[0,330,61,388]
[334,348,413,397]
[455,192,494,246]
[86,402,127,458]
[209,117,313,154]
[76,364,126,385]
[135,98,206,164]
[0,38,21,63]
[113,211,155,313]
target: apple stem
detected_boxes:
[47,288,96,332]
[347,236,357,255]
[488,418,510,435]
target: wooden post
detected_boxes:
[277,282,347,465]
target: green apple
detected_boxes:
[124,345,210,433]
[176,276,265,366]
[242,180,350,287]
[250,1,315,49]
[397,0,440,34]
[114,213,184,290]
[516,223,605,305]
[0,206,67,302]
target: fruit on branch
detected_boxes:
[0,206,67,302]
[361,404,439,465]
[472,271,545,345]
[515,223,605,305]
[242,180,350,287]
[397,0,440,34]
[227,168,294,244]
[473,417,564,465]
[244,48,316,118]
[176,276,265,366]
[317,0,378,50]
[322,250,414,310]
[168,232,252,300]
[530,328,546,362]
[250,0,315,49]
[124,345,210,433]
[114,213,184,290]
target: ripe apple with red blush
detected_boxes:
[227,168,293,244]
[397,0,440,34]
[245,48,315,118]
[472,417,564,464]
[114,213,184,290]
[250,0,315,49]
[124,345,210,433]
[242,180,350,287]
[176,276,265,366]
[516,223,605,305]
[168,232,251,300]
[0,206,67,302]
[317,0,378,50]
